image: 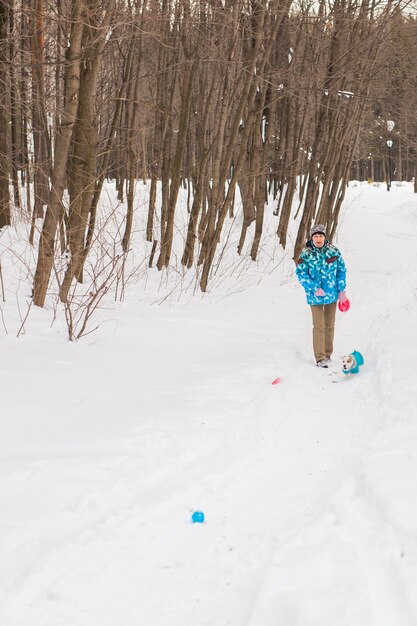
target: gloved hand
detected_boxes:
[315,288,325,297]
[338,291,348,303]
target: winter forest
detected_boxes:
[0,0,417,328]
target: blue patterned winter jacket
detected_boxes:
[296,240,346,305]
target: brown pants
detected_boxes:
[310,301,337,362]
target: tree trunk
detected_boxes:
[0,1,11,229]
[33,0,85,307]
[30,0,50,219]
[8,3,20,210]
[59,0,115,303]
[156,59,195,269]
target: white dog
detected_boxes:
[342,354,356,372]
[341,350,364,375]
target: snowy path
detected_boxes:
[1,184,417,625]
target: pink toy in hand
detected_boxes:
[338,297,350,312]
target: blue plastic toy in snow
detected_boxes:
[191,511,205,523]
[342,350,364,375]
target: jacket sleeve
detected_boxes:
[296,254,318,296]
[336,252,347,292]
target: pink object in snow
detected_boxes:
[272,377,281,385]
[338,298,350,312]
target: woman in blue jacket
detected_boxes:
[296,224,348,368]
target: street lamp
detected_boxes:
[386,120,395,191]
[386,138,393,191]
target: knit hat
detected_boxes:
[310,223,326,238]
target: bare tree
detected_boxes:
[29,0,50,218]
[0,0,11,228]
[33,0,85,307]
[58,0,115,303]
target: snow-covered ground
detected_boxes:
[1,182,417,625]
